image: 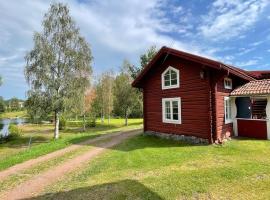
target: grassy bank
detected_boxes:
[42,135,270,200]
[0,118,143,171]
[0,110,27,119]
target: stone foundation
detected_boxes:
[144,131,209,144]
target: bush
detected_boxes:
[59,116,67,130]
[8,124,22,139]
[86,117,96,128]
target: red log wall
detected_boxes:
[143,55,211,140]
[214,75,234,141]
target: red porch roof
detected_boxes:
[230,79,270,96]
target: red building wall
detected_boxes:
[214,75,234,141]
[143,55,212,140]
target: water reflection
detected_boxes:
[0,118,27,137]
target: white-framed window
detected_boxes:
[161,66,180,90]
[224,97,232,124]
[224,78,232,89]
[162,97,181,124]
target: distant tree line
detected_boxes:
[0,97,25,113]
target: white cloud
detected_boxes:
[237,47,255,56]
[0,0,215,99]
[199,0,269,40]
[250,41,264,46]
[1,0,267,99]
[236,59,258,67]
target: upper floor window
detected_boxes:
[161,66,180,90]
[224,78,232,89]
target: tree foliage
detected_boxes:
[128,45,157,80]
[0,97,5,113]
[114,61,138,125]
[25,3,92,138]
[24,91,52,123]
[94,71,114,123]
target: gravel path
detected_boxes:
[0,129,141,200]
[0,130,135,181]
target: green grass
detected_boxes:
[0,110,27,119]
[0,118,143,171]
[40,135,270,200]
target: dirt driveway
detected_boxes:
[0,129,142,200]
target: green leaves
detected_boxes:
[25,3,92,131]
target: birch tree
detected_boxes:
[102,71,114,124]
[25,3,92,139]
[114,61,137,126]
[95,71,114,124]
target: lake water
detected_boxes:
[0,118,27,137]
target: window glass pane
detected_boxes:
[171,79,177,85]
[173,114,178,120]
[225,79,232,89]
[171,71,177,79]
[172,101,178,108]
[165,71,170,76]
[225,98,232,121]
[164,74,170,81]
[164,80,170,86]
[172,101,178,120]
[165,101,171,119]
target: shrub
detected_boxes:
[86,117,96,128]
[8,124,22,139]
[59,116,67,130]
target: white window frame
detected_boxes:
[161,66,180,90]
[162,97,182,124]
[224,96,232,124]
[224,78,232,89]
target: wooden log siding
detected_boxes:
[133,47,257,143]
[214,75,234,141]
[143,56,212,140]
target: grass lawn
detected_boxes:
[41,135,270,200]
[0,118,143,171]
[0,110,27,119]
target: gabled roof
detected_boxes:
[132,46,255,88]
[247,71,270,79]
[230,79,270,96]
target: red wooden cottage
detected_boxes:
[132,46,270,144]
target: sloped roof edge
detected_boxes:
[132,46,255,88]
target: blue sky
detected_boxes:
[0,0,270,99]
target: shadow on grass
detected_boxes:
[23,179,163,200]
[113,134,208,152]
[68,132,207,152]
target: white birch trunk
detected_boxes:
[83,114,86,132]
[54,111,60,139]
[125,110,128,126]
